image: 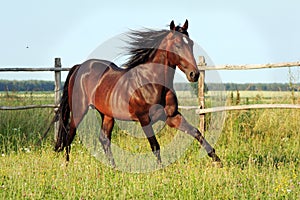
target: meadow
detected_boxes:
[0,90,299,199]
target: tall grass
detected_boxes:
[0,92,53,154]
[0,91,299,199]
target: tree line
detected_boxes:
[177,82,299,93]
[0,80,299,92]
[0,80,55,91]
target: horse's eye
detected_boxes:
[175,44,181,49]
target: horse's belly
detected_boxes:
[93,91,138,121]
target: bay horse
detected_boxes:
[54,20,221,167]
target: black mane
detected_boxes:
[124,29,170,68]
[124,26,190,69]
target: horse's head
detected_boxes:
[165,20,199,82]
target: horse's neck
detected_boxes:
[151,49,176,88]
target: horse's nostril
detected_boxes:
[190,71,195,79]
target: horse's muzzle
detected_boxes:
[188,70,200,82]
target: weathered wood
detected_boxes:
[0,67,71,71]
[198,56,206,134]
[0,104,57,110]
[54,58,62,104]
[3,104,299,112]
[178,105,200,110]
[1,61,298,72]
[195,104,300,114]
[54,58,62,140]
[199,61,300,70]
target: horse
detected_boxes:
[54,20,222,167]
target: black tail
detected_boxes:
[54,64,80,152]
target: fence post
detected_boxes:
[198,56,206,134]
[54,58,62,140]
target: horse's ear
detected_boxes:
[170,20,175,30]
[182,19,188,31]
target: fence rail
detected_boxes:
[0,68,71,72]
[199,61,300,70]
[1,61,299,71]
[2,104,300,112]
[195,104,300,114]
[0,104,57,110]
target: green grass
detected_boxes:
[1,142,299,199]
[0,91,299,199]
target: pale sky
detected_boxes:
[0,0,299,83]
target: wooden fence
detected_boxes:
[1,57,300,135]
[194,57,300,133]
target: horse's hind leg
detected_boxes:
[166,111,222,167]
[66,118,76,162]
[99,114,116,167]
[66,107,88,162]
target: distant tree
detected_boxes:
[190,82,208,96]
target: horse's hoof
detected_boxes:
[158,162,165,169]
[212,161,223,168]
[110,162,116,169]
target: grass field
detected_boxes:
[0,91,299,199]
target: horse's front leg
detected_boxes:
[138,115,162,164]
[166,111,222,166]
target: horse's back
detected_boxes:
[70,59,131,117]
[80,59,124,73]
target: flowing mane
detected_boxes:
[124,25,190,69]
[124,29,170,68]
